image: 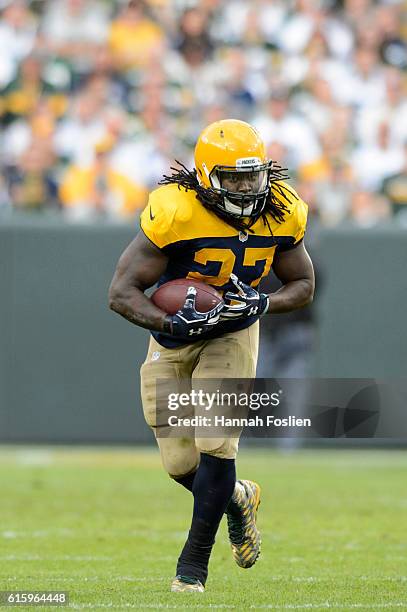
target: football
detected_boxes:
[151,279,223,315]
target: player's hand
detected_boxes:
[164,286,224,337]
[220,273,269,320]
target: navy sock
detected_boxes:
[174,470,196,492]
[176,453,236,585]
[174,468,239,517]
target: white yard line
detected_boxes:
[3,575,406,584]
[3,576,166,583]
[0,555,111,561]
[1,529,74,539]
[68,603,407,610]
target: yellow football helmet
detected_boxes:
[194,119,272,220]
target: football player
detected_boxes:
[109,119,315,592]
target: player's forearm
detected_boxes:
[266,279,314,314]
[109,285,167,332]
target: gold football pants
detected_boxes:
[140,321,259,478]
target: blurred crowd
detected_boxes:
[0,0,406,226]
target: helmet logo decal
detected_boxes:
[236,157,262,168]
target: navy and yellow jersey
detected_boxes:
[140,182,308,348]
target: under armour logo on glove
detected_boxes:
[220,274,269,321]
[165,286,224,338]
[247,305,259,316]
[189,328,203,335]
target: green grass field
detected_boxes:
[0,447,406,610]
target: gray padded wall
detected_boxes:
[314,226,407,377]
[0,220,153,443]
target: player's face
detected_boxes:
[219,170,267,195]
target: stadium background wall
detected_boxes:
[0,219,406,444]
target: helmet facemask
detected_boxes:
[206,160,273,220]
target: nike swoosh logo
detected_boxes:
[149,206,155,220]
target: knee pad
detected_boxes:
[169,464,198,482]
[195,436,239,460]
[167,462,199,480]
[157,434,200,478]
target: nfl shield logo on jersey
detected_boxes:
[239,231,248,242]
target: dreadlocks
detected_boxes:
[158,161,296,233]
